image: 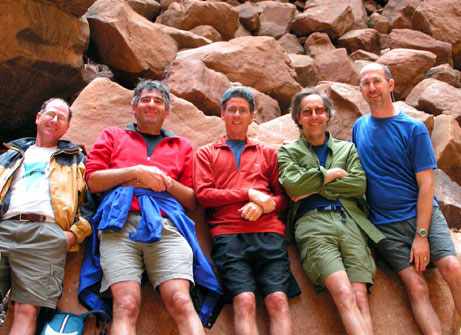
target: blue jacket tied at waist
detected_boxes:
[79,186,224,328]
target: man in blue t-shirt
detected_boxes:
[352,62,461,334]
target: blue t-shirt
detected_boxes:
[295,137,342,220]
[352,111,438,225]
[226,139,246,169]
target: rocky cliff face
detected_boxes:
[0,0,460,334]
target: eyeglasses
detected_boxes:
[300,107,326,117]
[225,107,251,116]
[360,78,386,88]
[41,111,68,124]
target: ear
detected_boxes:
[221,109,225,120]
[131,104,136,115]
[388,79,395,92]
[164,109,169,118]
[35,112,41,125]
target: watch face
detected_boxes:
[418,229,428,237]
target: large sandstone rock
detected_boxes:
[155,24,212,50]
[0,0,89,143]
[190,25,222,43]
[337,29,381,55]
[314,49,360,86]
[291,0,355,40]
[350,50,380,62]
[348,0,368,29]
[405,78,461,124]
[289,54,317,88]
[431,114,461,187]
[86,0,177,82]
[278,34,304,55]
[236,3,261,32]
[315,82,370,141]
[66,77,227,151]
[389,29,452,66]
[425,64,461,89]
[255,1,296,39]
[382,0,421,31]
[434,169,461,230]
[368,12,389,34]
[126,0,161,21]
[377,48,436,99]
[40,0,97,17]
[412,0,461,70]
[393,101,434,135]
[156,0,239,40]
[258,114,300,143]
[162,59,231,117]
[176,36,301,111]
[304,32,336,59]
[247,88,282,124]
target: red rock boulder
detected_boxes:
[377,48,436,99]
[405,78,461,124]
[431,114,461,187]
[176,36,301,111]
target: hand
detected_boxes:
[64,231,77,251]
[248,189,275,213]
[134,165,170,192]
[410,235,430,272]
[291,192,317,202]
[239,202,264,221]
[324,168,348,184]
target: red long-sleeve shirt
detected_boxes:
[193,136,288,237]
[86,124,193,211]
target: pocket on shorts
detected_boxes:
[47,263,65,302]
[301,255,321,286]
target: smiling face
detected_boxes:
[221,97,253,141]
[35,99,70,147]
[132,89,169,135]
[360,64,395,111]
[298,94,329,146]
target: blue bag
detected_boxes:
[40,309,109,335]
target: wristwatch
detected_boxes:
[416,228,428,237]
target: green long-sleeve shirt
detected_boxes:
[278,132,385,244]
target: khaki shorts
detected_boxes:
[0,219,68,308]
[99,213,194,292]
[295,209,375,287]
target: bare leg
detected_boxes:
[159,279,204,335]
[324,271,370,335]
[434,256,461,316]
[399,266,442,335]
[351,282,373,334]
[233,292,259,335]
[110,281,141,335]
[9,303,40,335]
[264,291,292,335]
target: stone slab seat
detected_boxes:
[1,210,460,334]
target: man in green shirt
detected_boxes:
[278,89,385,335]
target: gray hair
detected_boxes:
[290,89,334,130]
[132,80,170,110]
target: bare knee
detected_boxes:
[401,272,430,301]
[437,257,461,284]
[234,292,256,318]
[265,292,289,318]
[166,290,195,317]
[331,284,356,310]
[13,303,39,322]
[114,294,140,320]
[353,288,368,308]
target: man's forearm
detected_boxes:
[168,179,197,212]
[87,167,137,193]
[416,179,433,232]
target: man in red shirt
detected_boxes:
[194,87,299,335]
[86,80,205,335]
